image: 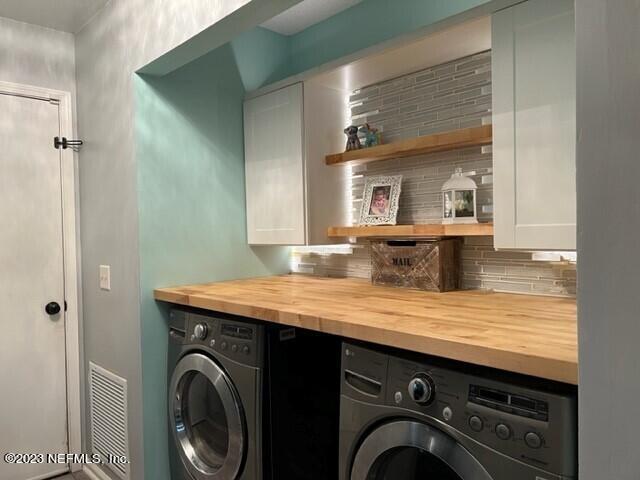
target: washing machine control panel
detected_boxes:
[186,312,262,367]
[341,343,577,479]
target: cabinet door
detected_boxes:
[492,0,576,250]
[244,83,306,245]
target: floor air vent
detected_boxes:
[89,362,130,479]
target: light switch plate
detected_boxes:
[99,265,111,291]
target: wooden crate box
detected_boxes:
[370,239,461,292]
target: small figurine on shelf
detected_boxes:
[344,125,362,151]
[359,123,381,148]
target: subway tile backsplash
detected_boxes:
[351,50,493,143]
[350,146,493,225]
[291,238,576,297]
[291,50,577,297]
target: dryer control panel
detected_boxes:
[176,310,263,368]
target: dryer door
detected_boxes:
[351,420,493,480]
[170,352,246,480]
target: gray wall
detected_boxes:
[0,16,77,145]
[0,16,75,96]
[576,1,640,478]
[73,1,280,478]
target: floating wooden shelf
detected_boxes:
[327,223,494,238]
[326,125,492,166]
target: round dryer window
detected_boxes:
[170,353,246,480]
[351,421,493,480]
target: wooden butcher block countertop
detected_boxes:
[154,275,578,384]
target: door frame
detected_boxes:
[0,80,82,469]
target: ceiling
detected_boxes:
[262,0,363,36]
[0,0,109,33]
[0,0,357,36]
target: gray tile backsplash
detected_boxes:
[291,50,577,298]
[351,51,492,143]
[350,146,493,225]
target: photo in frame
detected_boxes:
[358,175,402,226]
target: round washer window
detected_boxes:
[367,446,463,479]
[170,353,245,480]
[179,370,230,471]
[350,421,493,480]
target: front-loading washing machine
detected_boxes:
[339,342,577,480]
[168,308,264,480]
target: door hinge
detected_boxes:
[48,98,59,105]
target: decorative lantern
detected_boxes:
[441,168,478,224]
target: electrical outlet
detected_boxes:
[99,265,111,291]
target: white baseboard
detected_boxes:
[83,464,113,480]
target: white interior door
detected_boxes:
[0,93,68,480]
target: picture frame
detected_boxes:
[358,175,402,226]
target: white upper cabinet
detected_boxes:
[244,83,306,245]
[492,0,576,250]
[244,82,348,245]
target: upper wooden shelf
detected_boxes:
[327,223,494,238]
[326,125,492,166]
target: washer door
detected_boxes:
[169,353,246,480]
[351,420,493,480]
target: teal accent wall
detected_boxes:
[135,40,290,480]
[136,2,493,478]
[288,0,491,75]
[230,27,291,91]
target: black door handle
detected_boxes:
[45,302,61,315]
